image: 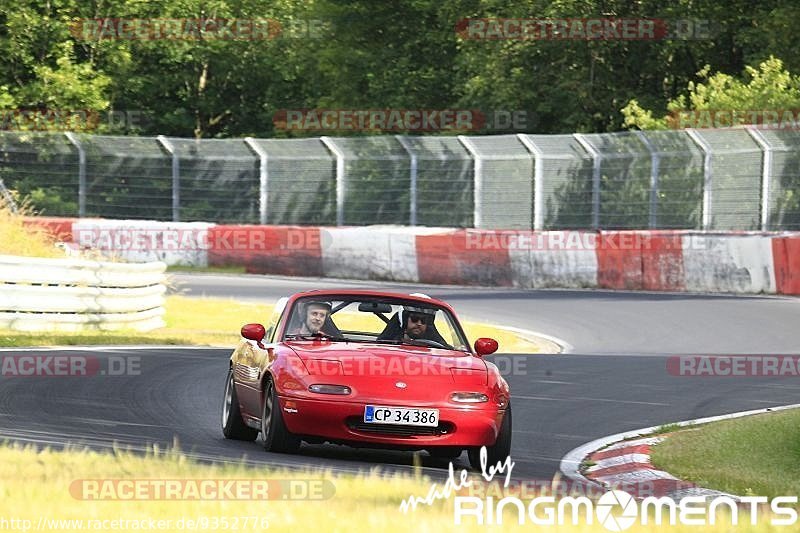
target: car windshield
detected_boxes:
[282,295,470,352]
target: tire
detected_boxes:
[261,378,301,453]
[221,369,258,441]
[468,404,512,471]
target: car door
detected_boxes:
[233,297,288,416]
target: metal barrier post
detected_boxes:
[320,137,345,226]
[573,133,601,229]
[635,131,660,228]
[746,127,772,231]
[244,137,268,225]
[64,132,86,217]
[395,135,417,226]
[156,135,180,222]
[516,134,543,230]
[457,135,482,228]
[685,129,713,230]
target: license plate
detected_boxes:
[364,405,439,427]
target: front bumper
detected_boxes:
[279,395,505,447]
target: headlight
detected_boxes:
[309,384,351,395]
[450,392,489,403]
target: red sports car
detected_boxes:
[221,290,511,469]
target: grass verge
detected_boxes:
[0,295,550,353]
[0,441,783,532]
[651,408,800,498]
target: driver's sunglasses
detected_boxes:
[408,314,427,324]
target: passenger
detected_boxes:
[291,301,332,335]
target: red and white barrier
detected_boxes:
[73,219,213,266]
[23,217,800,296]
[207,225,324,277]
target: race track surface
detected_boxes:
[2,273,799,482]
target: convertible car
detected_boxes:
[221,290,511,469]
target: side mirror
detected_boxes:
[474,337,498,357]
[241,323,266,345]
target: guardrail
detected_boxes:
[0,255,167,332]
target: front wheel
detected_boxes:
[468,404,512,470]
[261,378,301,453]
[221,369,258,441]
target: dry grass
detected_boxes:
[0,295,551,354]
[0,204,63,258]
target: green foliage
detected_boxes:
[623,57,800,130]
[1,0,796,138]
[0,0,798,227]
[621,100,668,130]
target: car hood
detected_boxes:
[286,341,487,387]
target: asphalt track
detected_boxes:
[2,272,799,482]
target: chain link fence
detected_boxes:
[2,129,799,230]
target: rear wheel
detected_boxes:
[261,378,301,453]
[221,369,258,441]
[468,404,512,470]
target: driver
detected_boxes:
[291,301,332,335]
[400,306,435,342]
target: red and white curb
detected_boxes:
[583,436,731,499]
[560,403,800,500]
